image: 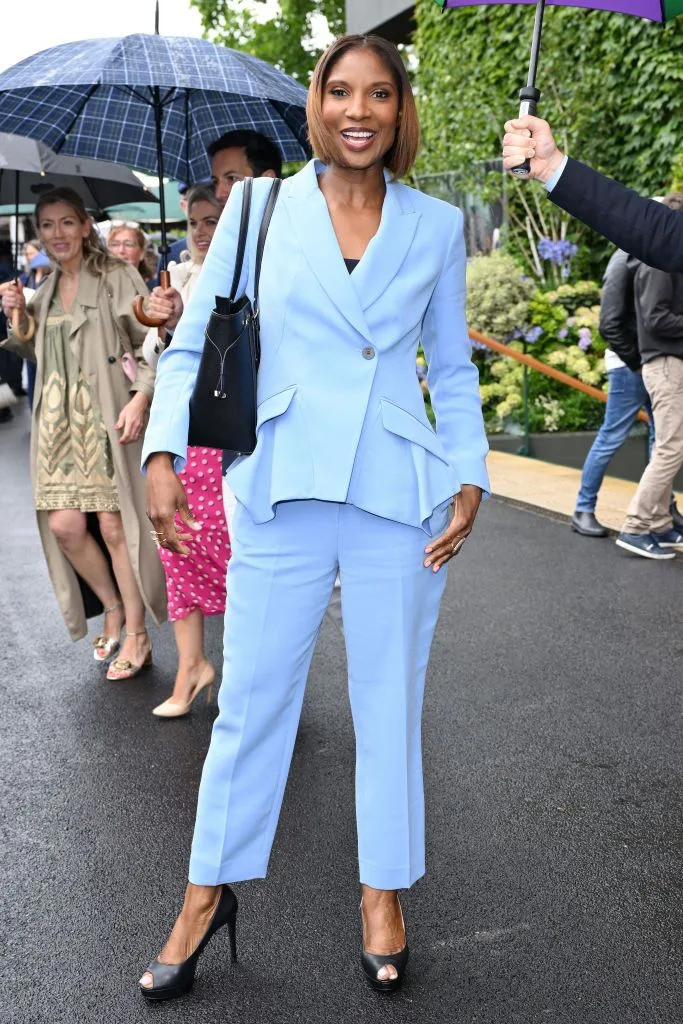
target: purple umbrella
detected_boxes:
[436,0,683,174]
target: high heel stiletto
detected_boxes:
[92,601,124,662]
[106,629,152,681]
[360,898,409,993]
[152,665,216,718]
[139,885,238,1001]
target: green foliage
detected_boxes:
[190,0,344,82]
[673,150,683,191]
[415,0,683,190]
[543,281,602,314]
[466,250,535,339]
[414,0,683,278]
[450,250,608,433]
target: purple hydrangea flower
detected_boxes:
[558,328,568,339]
[524,326,543,344]
[577,327,592,351]
[537,236,578,278]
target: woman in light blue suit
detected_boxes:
[140,34,489,999]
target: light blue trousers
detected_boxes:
[188,498,449,890]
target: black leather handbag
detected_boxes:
[188,176,281,453]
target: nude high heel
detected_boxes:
[92,601,124,662]
[106,629,153,681]
[152,665,216,718]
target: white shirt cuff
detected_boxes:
[544,155,568,193]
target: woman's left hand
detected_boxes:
[424,484,483,572]
[115,392,150,445]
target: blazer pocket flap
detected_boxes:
[257,385,298,428]
[380,399,449,464]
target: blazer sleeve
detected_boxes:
[421,209,490,496]
[550,158,683,273]
[141,182,249,473]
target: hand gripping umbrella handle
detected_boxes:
[510,0,545,178]
[10,279,34,342]
[133,269,171,327]
[12,306,35,342]
[510,87,541,178]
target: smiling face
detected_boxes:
[320,47,400,172]
[108,227,145,267]
[37,202,90,266]
[188,199,220,262]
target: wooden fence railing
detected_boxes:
[468,328,648,424]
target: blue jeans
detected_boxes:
[576,367,653,513]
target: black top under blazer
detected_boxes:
[550,158,683,274]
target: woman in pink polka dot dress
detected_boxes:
[142,187,230,717]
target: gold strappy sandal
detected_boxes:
[106,629,153,681]
[92,601,124,663]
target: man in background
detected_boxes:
[616,193,683,560]
[208,129,282,208]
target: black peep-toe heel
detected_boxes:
[361,945,410,993]
[139,885,238,1001]
[360,898,409,993]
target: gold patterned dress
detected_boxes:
[35,294,119,512]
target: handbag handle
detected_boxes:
[254,178,282,315]
[229,177,253,303]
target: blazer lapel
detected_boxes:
[351,177,420,313]
[283,162,373,343]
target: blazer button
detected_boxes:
[362,346,375,360]
[108,355,116,364]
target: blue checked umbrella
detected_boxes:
[0,8,309,277]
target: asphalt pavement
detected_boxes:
[1,402,681,1024]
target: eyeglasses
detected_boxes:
[109,239,142,251]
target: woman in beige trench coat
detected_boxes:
[1,187,166,675]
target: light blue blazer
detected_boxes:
[142,160,490,533]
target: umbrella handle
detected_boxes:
[12,307,35,343]
[510,87,541,179]
[133,270,171,327]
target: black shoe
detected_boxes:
[361,899,409,994]
[571,511,609,538]
[671,500,683,532]
[0,407,13,423]
[361,945,410,993]
[139,885,238,1001]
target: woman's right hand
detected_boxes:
[146,286,184,330]
[145,452,201,555]
[1,281,26,322]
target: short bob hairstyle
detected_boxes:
[306,34,420,180]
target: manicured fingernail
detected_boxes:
[424,560,431,567]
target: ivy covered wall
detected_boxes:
[415,0,683,196]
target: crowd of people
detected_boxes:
[1,30,681,1004]
[0,127,282,694]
